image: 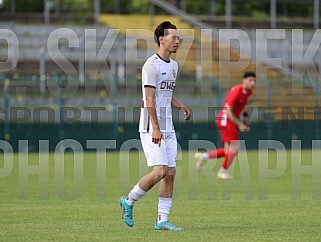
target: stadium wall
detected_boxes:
[0,121,318,152]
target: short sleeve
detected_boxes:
[225,87,240,108]
[174,61,179,76]
[142,63,158,88]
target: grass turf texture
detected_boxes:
[0,150,321,241]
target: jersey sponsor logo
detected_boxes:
[160,81,175,90]
[161,72,167,75]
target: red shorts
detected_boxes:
[216,119,239,144]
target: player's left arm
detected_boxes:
[171,96,191,120]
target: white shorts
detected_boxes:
[140,132,177,167]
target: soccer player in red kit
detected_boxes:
[195,72,256,179]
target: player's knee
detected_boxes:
[153,165,169,180]
[229,140,240,153]
[160,166,169,178]
[234,146,240,154]
[232,146,239,154]
[167,167,176,176]
[162,168,175,183]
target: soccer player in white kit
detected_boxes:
[119,21,191,230]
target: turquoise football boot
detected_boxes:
[119,196,134,227]
[155,221,184,231]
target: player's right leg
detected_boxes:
[217,141,239,179]
[119,132,168,227]
[216,122,239,179]
[119,165,168,227]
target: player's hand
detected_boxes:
[152,129,164,147]
[243,117,251,126]
[181,106,191,120]
[238,122,250,132]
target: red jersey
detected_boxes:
[218,84,252,124]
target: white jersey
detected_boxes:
[139,53,178,133]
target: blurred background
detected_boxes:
[0,0,320,151]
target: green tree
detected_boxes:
[130,0,149,13]
[16,0,43,12]
[101,0,131,14]
[60,0,93,13]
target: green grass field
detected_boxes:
[1,150,321,241]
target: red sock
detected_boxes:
[222,152,236,169]
[208,148,225,159]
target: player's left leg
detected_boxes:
[195,148,225,172]
[155,167,183,230]
[195,123,226,172]
[155,132,183,231]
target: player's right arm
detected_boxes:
[145,87,164,146]
[225,87,249,132]
[143,62,164,146]
[226,106,249,132]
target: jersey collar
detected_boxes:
[156,53,171,63]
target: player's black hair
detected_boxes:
[154,21,177,46]
[243,71,256,79]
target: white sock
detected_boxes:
[220,167,226,172]
[126,184,146,206]
[202,153,209,160]
[157,197,172,223]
